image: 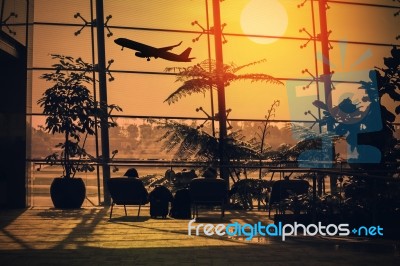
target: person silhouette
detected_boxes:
[124,167,139,178]
[203,167,217,179]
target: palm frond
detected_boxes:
[164,78,213,104]
[155,120,260,161]
[230,59,267,73]
[287,124,339,160]
[164,59,282,104]
[226,134,260,159]
[235,73,284,85]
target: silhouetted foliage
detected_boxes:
[159,59,283,164]
[38,54,122,178]
[164,59,283,104]
[304,47,400,229]
[155,120,259,162]
[313,46,399,168]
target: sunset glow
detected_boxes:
[240,0,288,44]
[26,0,399,123]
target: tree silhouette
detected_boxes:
[127,124,139,140]
[157,59,283,172]
[164,59,283,104]
[312,46,399,170]
[156,119,259,163]
[38,54,122,178]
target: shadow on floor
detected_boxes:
[0,242,399,266]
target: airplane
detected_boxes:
[114,38,195,62]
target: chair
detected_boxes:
[268,179,310,218]
[189,177,228,218]
[107,177,149,219]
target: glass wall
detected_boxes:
[20,0,400,206]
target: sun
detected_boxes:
[240,0,288,44]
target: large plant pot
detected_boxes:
[50,177,86,209]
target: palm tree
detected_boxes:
[156,119,259,164]
[157,58,283,181]
[161,58,282,161]
[164,59,283,104]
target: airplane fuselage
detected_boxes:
[114,38,194,62]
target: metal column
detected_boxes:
[318,0,337,192]
[212,0,229,182]
[318,0,333,131]
[95,0,111,205]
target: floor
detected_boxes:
[0,207,399,265]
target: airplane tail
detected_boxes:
[179,47,194,60]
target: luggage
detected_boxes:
[169,188,192,219]
[149,185,173,218]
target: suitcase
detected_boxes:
[149,185,173,218]
[169,188,192,219]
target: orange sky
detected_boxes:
[28,0,400,123]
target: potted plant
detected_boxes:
[38,54,121,209]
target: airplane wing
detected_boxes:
[158,41,182,52]
[158,47,195,62]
